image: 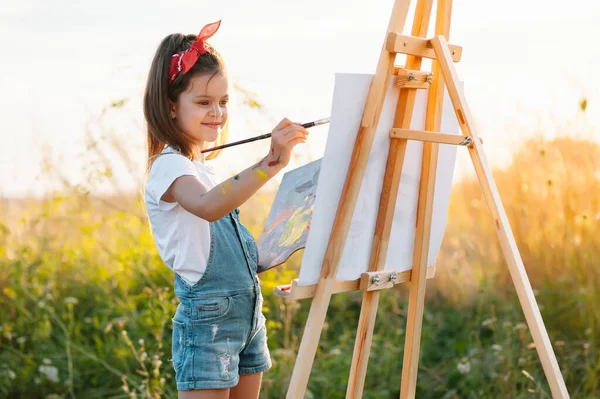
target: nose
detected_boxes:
[209,102,223,118]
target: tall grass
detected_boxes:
[0,113,598,397]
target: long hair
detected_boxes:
[143,33,229,173]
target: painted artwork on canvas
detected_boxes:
[256,159,321,271]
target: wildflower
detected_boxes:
[64,297,78,305]
[43,358,52,365]
[84,317,93,324]
[513,322,527,331]
[138,339,145,346]
[6,369,16,380]
[491,344,502,352]
[457,357,471,374]
[522,369,535,382]
[39,364,59,383]
[481,318,496,327]
[16,337,26,344]
[329,348,342,356]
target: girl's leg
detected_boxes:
[179,389,230,399]
[229,372,263,399]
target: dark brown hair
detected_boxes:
[143,33,228,172]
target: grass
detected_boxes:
[0,133,598,398]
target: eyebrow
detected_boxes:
[194,94,229,99]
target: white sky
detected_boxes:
[1,0,599,198]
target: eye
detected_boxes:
[197,101,210,106]
[220,100,229,106]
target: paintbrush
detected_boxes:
[201,117,330,154]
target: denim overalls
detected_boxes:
[171,208,271,390]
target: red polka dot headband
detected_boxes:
[168,20,221,85]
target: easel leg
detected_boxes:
[286,279,335,398]
[346,1,437,395]
[346,138,409,399]
[346,290,383,398]
[286,1,414,396]
[431,35,570,398]
[399,142,439,399]
[398,1,451,397]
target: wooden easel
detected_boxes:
[275,0,570,397]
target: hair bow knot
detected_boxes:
[169,20,221,85]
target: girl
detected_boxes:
[142,21,309,399]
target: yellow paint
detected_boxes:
[221,180,232,195]
[278,206,313,247]
[255,168,267,180]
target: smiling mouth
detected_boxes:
[202,122,222,128]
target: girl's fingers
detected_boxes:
[274,118,292,132]
[284,130,306,143]
[282,126,296,137]
[286,132,308,144]
[279,126,303,138]
[287,137,307,147]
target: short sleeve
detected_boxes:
[146,154,198,211]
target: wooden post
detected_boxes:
[285,1,413,397]
[430,34,570,399]
[399,1,452,397]
[345,0,434,397]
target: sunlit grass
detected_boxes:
[0,130,598,397]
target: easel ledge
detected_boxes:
[275,267,436,300]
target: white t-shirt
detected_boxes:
[144,147,220,284]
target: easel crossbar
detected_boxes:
[386,33,462,61]
[275,267,436,300]
[390,128,479,146]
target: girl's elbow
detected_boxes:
[191,202,221,222]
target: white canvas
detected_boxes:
[298,73,459,286]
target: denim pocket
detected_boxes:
[171,319,187,371]
[190,296,231,324]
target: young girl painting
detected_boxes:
[142,21,308,398]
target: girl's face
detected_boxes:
[170,72,229,148]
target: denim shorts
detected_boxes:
[171,288,272,390]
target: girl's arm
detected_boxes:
[167,118,308,222]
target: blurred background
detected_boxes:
[1,0,598,397]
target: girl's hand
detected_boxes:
[265,118,308,169]
[169,118,308,222]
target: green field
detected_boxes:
[1,136,598,398]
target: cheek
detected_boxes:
[183,106,208,122]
